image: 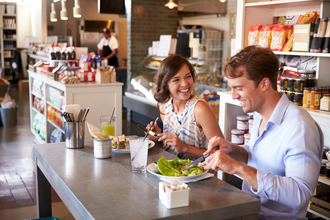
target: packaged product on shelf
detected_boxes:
[49,128,65,143]
[286,25,293,41]
[322,18,330,53]
[202,93,220,119]
[270,25,287,51]
[310,18,328,53]
[78,70,96,82]
[248,24,262,46]
[258,25,273,48]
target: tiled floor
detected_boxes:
[0,89,142,219]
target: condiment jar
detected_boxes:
[308,76,316,88]
[249,119,254,135]
[280,76,287,90]
[287,77,295,91]
[231,129,245,145]
[293,92,303,106]
[303,87,311,108]
[244,134,250,145]
[294,78,305,92]
[320,94,330,112]
[310,87,322,109]
[287,91,294,102]
[322,87,329,98]
[247,112,254,119]
[237,115,249,133]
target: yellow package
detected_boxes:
[271,25,288,51]
[258,25,273,48]
[248,24,262,46]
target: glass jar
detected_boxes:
[294,92,303,106]
[280,76,287,90]
[244,134,250,145]
[249,119,254,135]
[320,94,330,112]
[303,87,311,108]
[237,115,250,133]
[294,78,305,92]
[308,76,316,88]
[322,87,329,98]
[287,77,295,91]
[287,91,294,102]
[231,129,245,145]
[310,87,322,109]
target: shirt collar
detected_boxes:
[267,93,290,125]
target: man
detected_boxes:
[200,46,323,219]
[97,28,119,67]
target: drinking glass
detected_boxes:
[130,138,149,174]
[100,116,115,136]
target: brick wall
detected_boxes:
[126,0,178,79]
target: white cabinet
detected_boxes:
[219,1,330,218]
[29,71,123,144]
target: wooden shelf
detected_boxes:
[3,28,16,30]
[4,39,16,41]
[2,14,17,17]
[318,175,330,185]
[274,51,330,58]
[47,119,64,134]
[308,204,330,220]
[4,48,16,50]
[245,0,322,8]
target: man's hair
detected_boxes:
[102,28,110,34]
[223,46,279,90]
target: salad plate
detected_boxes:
[147,161,209,182]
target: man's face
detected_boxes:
[103,33,110,39]
[228,66,264,113]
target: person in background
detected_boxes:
[147,55,224,159]
[200,46,323,219]
[97,28,119,67]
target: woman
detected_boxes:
[147,55,224,159]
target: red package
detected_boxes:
[40,70,48,77]
[43,65,55,71]
[78,70,96,82]
[79,61,91,71]
[259,25,273,48]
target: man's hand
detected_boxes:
[158,133,186,153]
[101,57,106,60]
[199,150,241,174]
[204,136,232,155]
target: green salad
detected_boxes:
[157,157,206,177]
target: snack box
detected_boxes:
[79,61,91,71]
[44,65,55,72]
[40,70,48,77]
[77,70,96,82]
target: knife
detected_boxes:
[137,124,159,138]
[182,147,219,171]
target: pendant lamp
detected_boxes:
[50,2,57,22]
[61,0,68,20]
[165,0,178,9]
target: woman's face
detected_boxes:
[167,64,194,102]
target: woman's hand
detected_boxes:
[158,133,186,153]
[146,121,161,142]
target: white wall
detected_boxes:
[180,0,237,60]
[17,4,32,48]
[29,0,47,42]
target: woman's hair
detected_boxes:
[223,45,279,90]
[154,54,196,104]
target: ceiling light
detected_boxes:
[50,2,57,22]
[165,0,178,9]
[73,0,81,18]
[220,0,227,2]
[61,0,68,20]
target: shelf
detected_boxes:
[47,119,64,134]
[308,204,330,220]
[274,51,330,58]
[31,129,46,144]
[4,66,10,69]
[145,64,158,70]
[2,14,17,17]
[3,28,16,30]
[4,39,16,41]
[4,56,14,58]
[28,53,76,62]
[318,175,330,185]
[31,90,44,100]
[31,107,45,118]
[4,48,16,50]
[46,101,62,112]
[245,0,322,8]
